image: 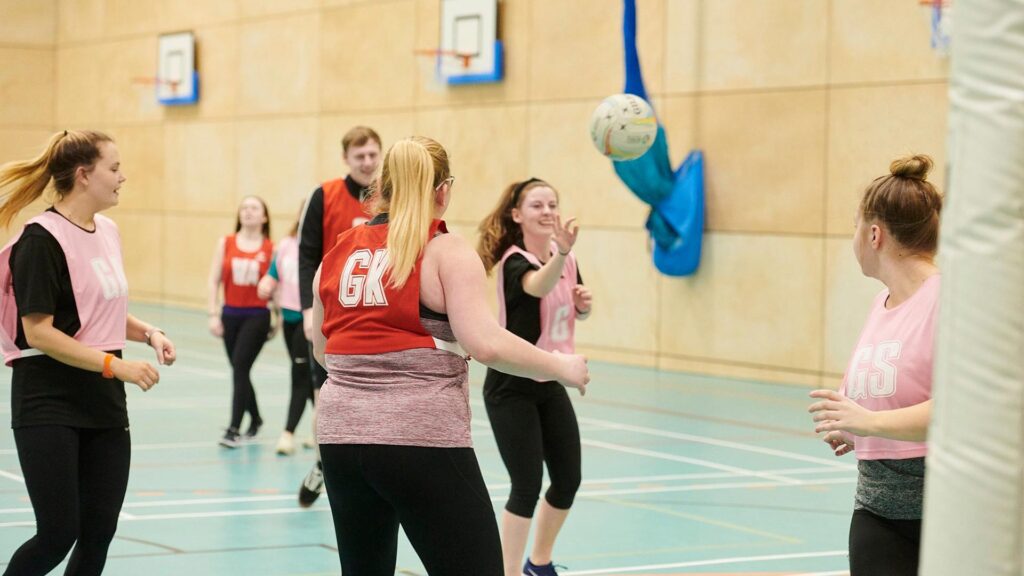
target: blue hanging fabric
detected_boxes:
[650,150,703,276]
[612,0,704,276]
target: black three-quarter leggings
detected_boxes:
[848,509,922,576]
[484,383,582,518]
[222,310,270,430]
[4,426,130,576]
[320,444,503,576]
[282,319,312,432]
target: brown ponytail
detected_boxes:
[0,130,113,228]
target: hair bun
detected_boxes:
[889,154,933,181]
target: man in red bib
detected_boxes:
[295,126,381,506]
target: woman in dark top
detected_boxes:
[0,130,176,576]
[477,178,593,576]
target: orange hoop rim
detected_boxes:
[413,49,474,69]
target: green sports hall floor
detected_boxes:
[0,303,855,575]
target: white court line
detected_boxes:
[561,550,848,575]
[466,399,853,471]
[0,506,333,528]
[0,476,854,526]
[582,438,801,485]
[0,475,853,525]
[0,470,24,483]
[571,476,855,498]
[783,571,849,576]
[487,465,851,491]
[473,418,801,484]
[577,415,855,470]
[0,467,854,516]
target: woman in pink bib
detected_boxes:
[257,204,313,455]
[808,155,943,576]
[0,130,176,576]
[478,178,593,576]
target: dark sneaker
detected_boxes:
[243,418,263,442]
[523,559,564,576]
[219,428,242,449]
[298,461,324,508]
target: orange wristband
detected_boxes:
[102,353,115,379]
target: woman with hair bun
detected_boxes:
[808,155,943,576]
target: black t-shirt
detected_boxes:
[483,246,583,400]
[8,212,127,429]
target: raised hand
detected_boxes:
[552,214,579,256]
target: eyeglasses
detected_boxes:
[435,176,455,191]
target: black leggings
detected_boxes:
[484,384,582,518]
[849,509,921,576]
[320,444,502,576]
[282,320,312,432]
[4,426,131,576]
[222,311,270,430]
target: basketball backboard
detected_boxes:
[438,0,503,85]
[157,31,199,105]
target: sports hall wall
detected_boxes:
[0,0,949,387]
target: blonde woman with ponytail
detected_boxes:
[0,130,176,575]
[309,136,589,575]
[808,155,943,576]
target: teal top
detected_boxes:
[268,257,303,323]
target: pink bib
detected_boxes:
[497,244,578,357]
[0,211,128,365]
[274,236,301,312]
[840,274,940,460]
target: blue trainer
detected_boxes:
[523,559,563,576]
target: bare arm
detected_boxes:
[433,234,587,392]
[311,266,326,367]
[809,390,932,442]
[207,237,225,337]
[22,314,159,390]
[521,253,569,298]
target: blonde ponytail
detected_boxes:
[0,130,113,228]
[374,136,451,288]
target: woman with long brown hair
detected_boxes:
[477,178,592,576]
[207,195,275,448]
[0,130,176,575]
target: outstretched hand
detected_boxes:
[552,214,579,255]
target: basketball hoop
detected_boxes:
[413,48,475,70]
[131,76,182,96]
